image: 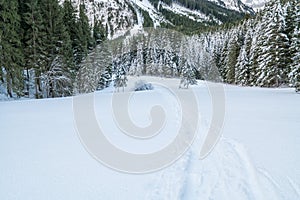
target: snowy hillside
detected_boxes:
[241,0,269,11]
[1,76,299,200]
[208,0,254,13]
[62,0,253,39]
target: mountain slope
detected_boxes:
[64,0,254,38]
[208,0,254,13]
[241,0,269,11]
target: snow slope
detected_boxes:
[208,0,254,13]
[61,0,254,39]
[241,0,269,11]
[0,76,299,200]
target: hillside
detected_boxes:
[65,0,255,38]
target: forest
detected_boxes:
[0,0,299,99]
[0,0,106,98]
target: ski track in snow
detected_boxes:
[146,135,289,200]
[287,176,300,199]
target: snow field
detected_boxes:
[0,76,299,200]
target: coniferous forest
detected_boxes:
[0,0,106,98]
[0,0,299,99]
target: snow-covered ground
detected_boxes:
[0,76,299,200]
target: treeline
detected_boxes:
[211,0,299,90]
[0,0,106,98]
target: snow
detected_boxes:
[0,76,299,199]
[241,0,269,11]
[129,0,165,28]
[161,2,222,25]
[207,0,254,13]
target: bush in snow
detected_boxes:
[134,80,153,91]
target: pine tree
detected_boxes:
[218,38,229,81]
[179,62,197,89]
[39,0,73,98]
[288,0,300,92]
[225,34,240,84]
[75,3,92,64]
[114,65,128,92]
[92,17,106,47]
[236,23,252,86]
[22,0,45,98]
[97,65,112,90]
[236,47,250,85]
[248,20,260,86]
[256,0,290,87]
[179,40,196,89]
[0,0,24,97]
[62,0,79,66]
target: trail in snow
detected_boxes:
[146,137,287,200]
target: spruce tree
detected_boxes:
[225,34,240,84]
[62,0,78,63]
[114,65,128,92]
[93,17,106,47]
[288,0,300,92]
[0,0,24,97]
[179,62,197,89]
[39,0,73,98]
[22,0,45,98]
[75,4,92,64]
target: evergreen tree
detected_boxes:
[225,34,240,84]
[97,65,112,90]
[218,37,229,81]
[236,23,252,86]
[22,0,45,98]
[62,0,78,66]
[39,0,73,98]
[93,17,106,47]
[179,62,197,89]
[179,40,196,89]
[114,65,128,92]
[0,0,24,97]
[288,0,300,92]
[75,3,92,64]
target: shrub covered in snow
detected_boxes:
[134,80,153,91]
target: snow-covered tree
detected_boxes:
[114,66,128,92]
[288,0,300,92]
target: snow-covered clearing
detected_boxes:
[0,76,299,199]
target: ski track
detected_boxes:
[287,176,300,199]
[146,136,286,200]
[145,151,192,200]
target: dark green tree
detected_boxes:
[22,0,45,98]
[39,0,73,98]
[0,0,24,97]
[74,4,92,64]
[92,17,106,47]
[225,34,240,84]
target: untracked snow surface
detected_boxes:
[0,76,299,200]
